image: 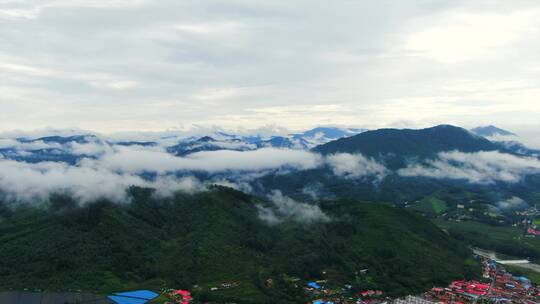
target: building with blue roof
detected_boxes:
[108,295,148,304]
[107,290,159,304]
[113,290,158,300]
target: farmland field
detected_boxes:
[412,197,448,215]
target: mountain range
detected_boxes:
[2,125,536,164]
[1,124,540,302]
[0,127,366,163]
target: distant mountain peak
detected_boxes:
[471,125,516,137]
[198,136,216,142]
[290,126,367,147]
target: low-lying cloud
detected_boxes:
[6,133,540,206]
[0,139,63,151]
[398,151,540,184]
[257,190,330,225]
[0,157,203,203]
[87,147,322,174]
[0,146,321,203]
[497,196,529,211]
[326,153,388,180]
[486,132,540,151]
[1,138,396,203]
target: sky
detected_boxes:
[1,0,539,134]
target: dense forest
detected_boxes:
[0,187,479,303]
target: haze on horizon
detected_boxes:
[0,0,539,134]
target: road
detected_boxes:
[473,247,540,273]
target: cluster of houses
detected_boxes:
[304,256,540,304]
[111,255,540,304]
[527,226,540,236]
[162,289,193,304]
[304,279,389,304]
[304,280,357,303]
[425,258,540,303]
[107,290,159,304]
[207,281,240,292]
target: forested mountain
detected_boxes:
[314,125,498,159]
[0,187,478,303]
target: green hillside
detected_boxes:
[314,125,499,168]
[0,187,479,302]
[411,197,448,216]
[434,219,540,262]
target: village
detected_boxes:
[422,257,540,304]
[295,256,540,304]
[4,253,539,304]
[149,254,540,304]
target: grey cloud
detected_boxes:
[1,1,538,131]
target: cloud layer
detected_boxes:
[3,132,540,205]
[398,151,540,184]
[0,143,323,202]
[0,135,392,203]
[0,157,203,202]
[326,153,388,180]
[1,1,539,131]
[87,147,321,174]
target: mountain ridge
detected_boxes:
[313,125,500,161]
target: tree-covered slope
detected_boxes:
[314,125,499,162]
[0,187,478,302]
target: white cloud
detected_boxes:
[326,153,388,180]
[404,9,540,63]
[0,139,62,150]
[497,196,528,211]
[257,190,330,225]
[0,138,19,149]
[485,129,540,151]
[0,157,202,203]
[398,151,540,184]
[87,146,321,174]
[68,141,109,156]
[0,138,326,204]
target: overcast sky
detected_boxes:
[1,0,539,133]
